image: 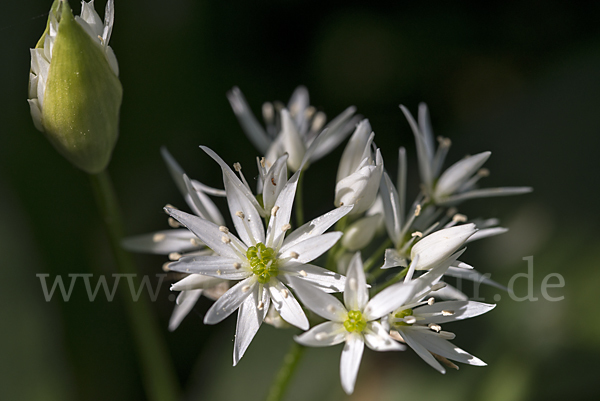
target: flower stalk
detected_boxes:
[265,341,306,401]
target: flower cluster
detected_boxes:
[126,87,531,394]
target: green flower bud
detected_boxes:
[28,0,122,174]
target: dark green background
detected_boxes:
[1,1,599,400]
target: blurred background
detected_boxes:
[1,1,599,400]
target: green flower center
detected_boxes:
[343,310,367,333]
[393,308,413,327]
[247,243,279,284]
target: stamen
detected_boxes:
[219,226,229,233]
[414,204,422,216]
[280,288,289,298]
[389,330,405,343]
[452,214,467,223]
[438,331,456,340]
[168,252,182,261]
[311,112,326,132]
[404,316,416,324]
[233,262,241,270]
[236,211,245,219]
[152,233,166,242]
[478,168,490,177]
[262,102,274,124]
[168,217,180,228]
[427,297,435,305]
[304,106,316,120]
[442,310,454,316]
[411,231,423,238]
[257,301,264,310]
[216,270,221,276]
[428,323,442,332]
[271,206,280,217]
[162,262,171,272]
[260,157,266,168]
[290,251,299,259]
[242,285,251,293]
[221,235,231,244]
[299,270,307,277]
[281,223,291,232]
[164,204,177,210]
[446,207,458,217]
[190,238,201,246]
[437,136,451,147]
[233,162,242,172]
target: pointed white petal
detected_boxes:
[434,152,491,198]
[268,280,309,330]
[444,267,508,291]
[204,277,256,324]
[165,208,242,259]
[340,333,365,395]
[261,153,288,212]
[363,280,418,321]
[233,285,268,366]
[286,276,347,322]
[122,229,202,255]
[363,322,406,351]
[170,274,225,291]
[295,321,346,347]
[439,186,533,205]
[411,224,476,270]
[341,213,383,251]
[400,105,434,191]
[80,0,104,37]
[344,253,369,311]
[279,232,342,264]
[266,169,299,248]
[337,119,372,182]
[168,290,202,331]
[227,87,271,154]
[433,282,469,301]
[27,99,44,132]
[380,172,402,246]
[408,330,486,366]
[280,109,306,171]
[417,103,436,165]
[169,255,249,280]
[310,107,358,162]
[400,329,446,373]
[467,227,508,242]
[201,146,265,244]
[281,206,352,252]
[280,263,346,293]
[415,301,496,324]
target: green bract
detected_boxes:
[28,0,122,174]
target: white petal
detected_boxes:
[279,232,342,264]
[444,266,508,291]
[363,280,417,321]
[280,109,306,171]
[407,330,486,366]
[340,333,365,395]
[400,328,446,374]
[166,208,244,259]
[295,321,346,347]
[169,255,249,280]
[433,282,469,301]
[439,186,533,205]
[27,99,44,132]
[415,301,496,324]
[344,253,369,311]
[102,0,115,45]
[287,85,310,130]
[227,87,271,154]
[170,274,225,291]
[363,322,406,351]
[411,224,476,270]
[204,277,256,324]
[400,105,433,191]
[280,263,346,293]
[380,172,402,246]
[168,290,202,331]
[434,152,491,198]
[337,119,372,182]
[233,285,268,366]
[286,276,347,322]
[281,206,352,252]
[268,280,309,330]
[341,213,382,251]
[467,227,508,242]
[266,169,299,248]
[261,153,288,212]
[80,0,104,37]
[122,229,201,255]
[310,107,358,162]
[381,248,408,269]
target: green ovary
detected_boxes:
[344,310,367,333]
[393,308,413,327]
[247,243,279,284]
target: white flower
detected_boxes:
[227,86,359,171]
[291,253,423,395]
[123,148,229,331]
[334,120,383,215]
[386,270,495,373]
[166,147,352,365]
[400,103,532,205]
[341,213,383,251]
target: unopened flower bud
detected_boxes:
[28,0,122,174]
[341,213,383,251]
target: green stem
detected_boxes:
[89,171,180,401]
[265,341,305,401]
[295,171,305,227]
[362,238,393,272]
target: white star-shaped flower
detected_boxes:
[166,147,352,365]
[290,253,429,395]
